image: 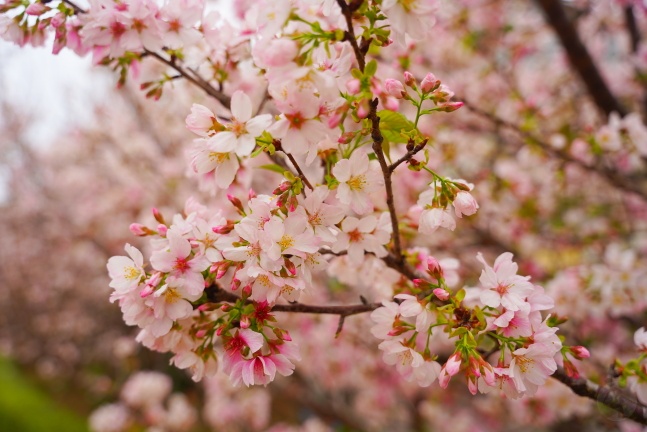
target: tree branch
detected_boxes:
[463,100,647,200]
[535,0,627,117]
[553,367,647,425]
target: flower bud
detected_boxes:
[420,72,440,93]
[346,78,361,94]
[26,3,47,15]
[433,288,449,301]
[570,346,591,360]
[157,224,168,236]
[227,194,244,213]
[195,329,207,338]
[152,207,165,224]
[438,101,464,112]
[384,79,405,99]
[403,71,416,88]
[129,223,148,236]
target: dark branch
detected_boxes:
[463,101,647,200]
[535,0,627,117]
[553,367,647,425]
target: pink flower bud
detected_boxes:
[152,207,165,224]
[242,284,253,298]
[570,346,590,359]
[51,12,66,28]
[140,285,154,298]
[198,304,211,312]
[240,315,250,329]
[248,188,257,200]
[26,3,48,15]
[284,258,297,276]
[384,79,405,99]
[420,72,439,93]
[444,353,462,376]
[227,194,244,213]
[231,278,241,291]
[346,78,361,94]
[403,71,416,88]
[467,376,478,395]
[438,101,464,112]
[357,100,370,119]
[327,111,342,128]
[129,223,147,236]
[427,256,443,277]
[433,288,449,301]
[195,329,207,338]
[157,224,168,236]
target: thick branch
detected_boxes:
[553,367,647,425]
[368,99,404,263]
[535,0,627,117]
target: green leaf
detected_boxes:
[377,110,414,144]
[365,59,378,77]
[257,164,286,174]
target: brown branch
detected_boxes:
[535,0,627,117]
[336,0,366,71]
[368,98,405,263]
[553,367,647,425]
[143,50,231,108]
[463,101,647,200]
[389,140,428,173]
[625,6,641,54]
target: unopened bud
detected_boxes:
[152,207,165,224]
[129,223,149,236]
[240,315,250,329]
[570,346,591,360]
[227,194,244,213]
[242,284,253,298]
[157,224,168,236]
[195,329,207,338]
[420,72,440,93]
[248,188,257,200]
[139,285,154,298]
[438,101,464,112]
[433,288,449,301]
[26,2,47,15]
[384,79,406,99]
[403,71,416,88]
[284,258,297,276]
[346,78,361,94]
[427,256,443,279]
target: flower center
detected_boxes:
[286,113,306,130]
[163,287,182,303]
[348,229,363,243]
[124,266,139,280]
[209,152,230,163]
[230,120,247,137]
[278,235,295,251]
[174,257,190,273]
[515,356,534,373]
[347,174,366,191]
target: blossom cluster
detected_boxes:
[369,252,572,398]
[4,0,592,409]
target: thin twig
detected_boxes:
[389,140,428,173]
[285,152,314,190]
[463,100,647,200]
